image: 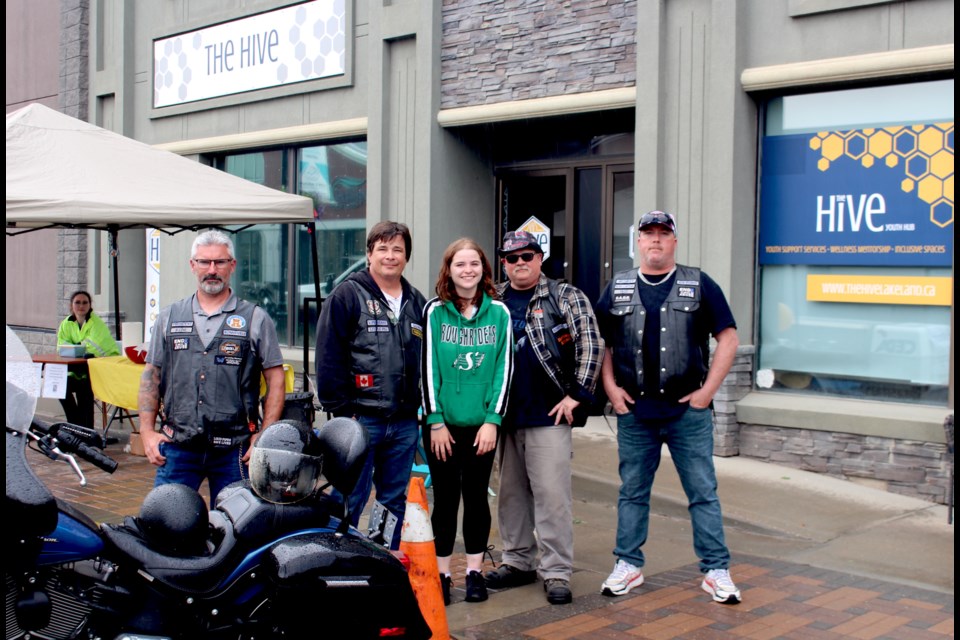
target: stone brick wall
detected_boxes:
[60,0,89,121]
[714,345,753,457]
[739,424,952,505]
[440,0,637,108]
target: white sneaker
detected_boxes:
[701,568,741,604]
[601,559,644,596]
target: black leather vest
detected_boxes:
[607,265,708,401]
[160,298,260,447]
[344,281,424,419]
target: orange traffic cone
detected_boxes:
[400,476,450,640]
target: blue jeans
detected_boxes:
[614,406,730,572]
[332,415,419,549]
[155,441,248,506]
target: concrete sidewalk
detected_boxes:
[444,416,954,638]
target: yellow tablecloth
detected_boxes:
[87,356,143,411]
[87,357,295,411]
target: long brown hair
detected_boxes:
[434,238,497,312]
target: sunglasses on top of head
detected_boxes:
[504,252,538,264]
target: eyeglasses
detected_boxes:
[504,252,538,264]
[193,258,233,268]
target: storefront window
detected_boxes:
[757,80,953,404]
[296,142,367,346]
[218,141,367,348]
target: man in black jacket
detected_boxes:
[314,221,426,549]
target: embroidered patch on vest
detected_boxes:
[212,436,233,447]
[614,294,632,303]
[677,280,699,286]
[172,337,189,350]
[356,374,374,388]
[222,329,247,337]
[220,342,241,356]
[410,322,423,339]
[225,315,247,329]
[215,355,242,366]
[366,300,382,316]
[170,326,193,334]
[678,287,696,298]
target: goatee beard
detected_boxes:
[200,278,225,295]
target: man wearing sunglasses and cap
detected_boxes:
[595,211,742,605]
[485,230,603,605]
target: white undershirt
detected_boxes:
[384,291,403,319]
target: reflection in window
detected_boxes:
[218,141,368,348]
[296,142,368,346]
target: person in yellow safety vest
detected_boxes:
[56,290,120,428]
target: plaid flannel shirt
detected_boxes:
[497,275,604,402]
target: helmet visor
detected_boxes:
[250,447,323,504]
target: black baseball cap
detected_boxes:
[638,210,677,235]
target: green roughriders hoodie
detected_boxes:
[422,292,513,428]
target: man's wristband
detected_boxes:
[430,425,446,431]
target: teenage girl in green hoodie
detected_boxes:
[422,238,513,604]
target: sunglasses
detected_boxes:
[638,211,676,231]
[504,252,538,264]
[193,258,233,268]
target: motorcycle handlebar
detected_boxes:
[54,430,119,474]
[30,418,119,474]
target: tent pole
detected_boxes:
[109,225,121,340]
[303,220,321,388]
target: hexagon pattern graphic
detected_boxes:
[811,124,955,228]
[154,0,345,108]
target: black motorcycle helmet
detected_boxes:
[137,483,209,556]
[249,420,324,504]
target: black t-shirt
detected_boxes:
[596,268,736,420]
[501,286,563,428]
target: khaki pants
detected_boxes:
[496,425,574,581]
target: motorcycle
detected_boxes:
[5,326,431,639]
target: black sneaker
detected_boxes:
[439,573,452,606]
[544,578,572,605]
[465,571,488,602]
[484,564,537,589]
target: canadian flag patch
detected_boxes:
[356,374,374,388]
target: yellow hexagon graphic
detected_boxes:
[867,130,893,158]
[944,175,954,202]
[861,155,875,168]
[817,158,831,172]
[917,175,943,204]
[894,130,918,156]
[929,149,953,179]
[809,137,822,150]
[821,134,844,161]
[931,199,954,228]
[844,132,868,159]
[885,155,899,168]
[918,127,944,155]
[901,178,915,193]
[905,153,929,180]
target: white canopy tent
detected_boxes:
[6,104,322,369]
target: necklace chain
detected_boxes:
[637,266,677,287]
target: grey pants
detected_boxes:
[496,425,574,581]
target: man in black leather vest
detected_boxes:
[315,221,426,549]
[139,230,285,505]
[595,211,743,605]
